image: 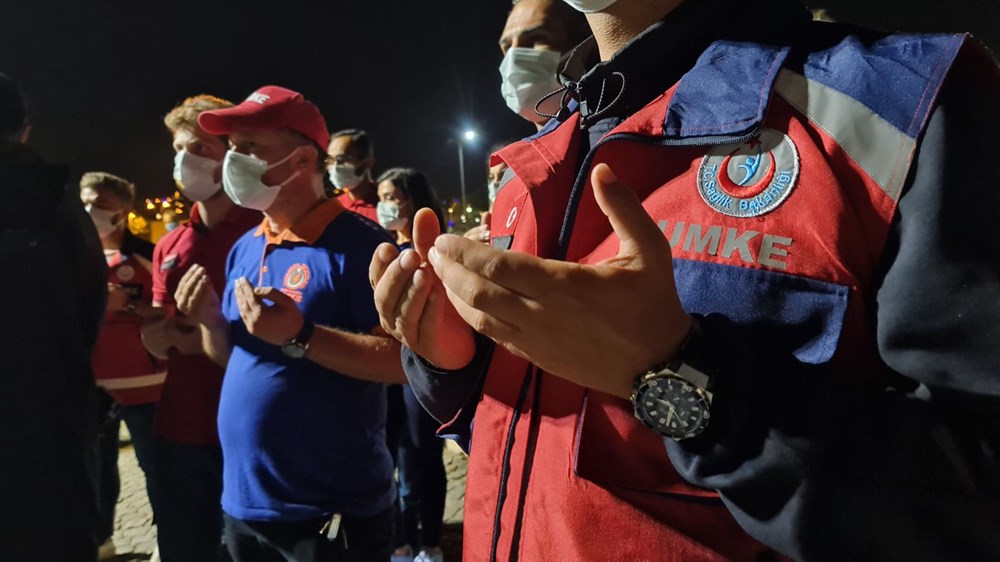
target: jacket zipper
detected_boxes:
[489,363,535,562]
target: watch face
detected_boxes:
[635,375,711,439]
[282,343,307,359]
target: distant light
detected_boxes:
[463,130,477,141]
[465,206,473,213]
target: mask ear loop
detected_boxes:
[581,71,626,126]
[533,85,572,121]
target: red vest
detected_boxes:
[92,250,164,405]
[462,34,969,561]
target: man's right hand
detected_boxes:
[174,265,224,328]
[141,316,204,359]
[463,211,491,243]
[141,316,173,359]
[370,208,476,371]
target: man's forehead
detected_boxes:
[229,127,290,144]
[174,125,218,144]
[80,186,120,207]
[327,135,362,157]
[502,0,559,40]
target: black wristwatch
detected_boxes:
[281,320,315,359]
[631,319,713,440]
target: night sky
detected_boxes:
[1,0,997,206]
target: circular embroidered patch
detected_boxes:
[117,265,135,282]
[696,128,800,218]
[284,264,311,291]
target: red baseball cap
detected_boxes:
[198,85,330,149]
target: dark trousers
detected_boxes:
[397,385,446,550]
[154,437,226,562]
[1,379,99,562]
[224,508,393,562]
[384,384,407,549]
[94,391,158,543]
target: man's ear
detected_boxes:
[295,145,319,171]
[362,156,376,178]
[17,124,31,144]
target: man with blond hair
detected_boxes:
[141,94,261,561]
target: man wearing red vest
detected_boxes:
[371,0,1000,559]
[79,171,162,560]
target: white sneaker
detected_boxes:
[391,546,414,562]
[414,550,444,562]
[97,539,116,561]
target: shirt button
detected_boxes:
[261,266,269,273]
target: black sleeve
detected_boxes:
[401,333,494,451]
[664,45,1000,561]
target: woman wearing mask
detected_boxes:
[376,168,448,562]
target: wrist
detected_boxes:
[281,320,315,359]
[630,316,714,440]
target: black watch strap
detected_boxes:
[290,320,315,347]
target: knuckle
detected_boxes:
[480,255,504,280]
[465,286,494,310]
[470,313,492,334]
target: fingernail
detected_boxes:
[400,249,419,270]
[428,247,439,265]
[597,164,617,184]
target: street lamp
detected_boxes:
[457,129,477,206]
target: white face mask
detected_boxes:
[500,48,564,125]
[86,205,123,238]
[561,0,618,12]
[376,200,408,231]
[328,162,365,191]
[173,150,222,202]
[221,149,300,212]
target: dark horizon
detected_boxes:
[1,0,996,207]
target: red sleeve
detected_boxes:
[152,239,170,307]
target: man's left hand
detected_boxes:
[427,163,692,399]
[234,277,304,346]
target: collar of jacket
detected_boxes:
[558,0,811,136]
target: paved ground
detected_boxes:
[107,437,468,560]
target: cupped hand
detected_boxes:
[234,278,304,346]
[174,265,223,328]
[369,207,476,370]
[427,164,692,399]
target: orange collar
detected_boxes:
[254,197,346,245]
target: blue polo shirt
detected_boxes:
[218,198,396,522]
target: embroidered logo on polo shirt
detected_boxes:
[282,263,311,303]
[697,128,800,218]
[116,265,135,282]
